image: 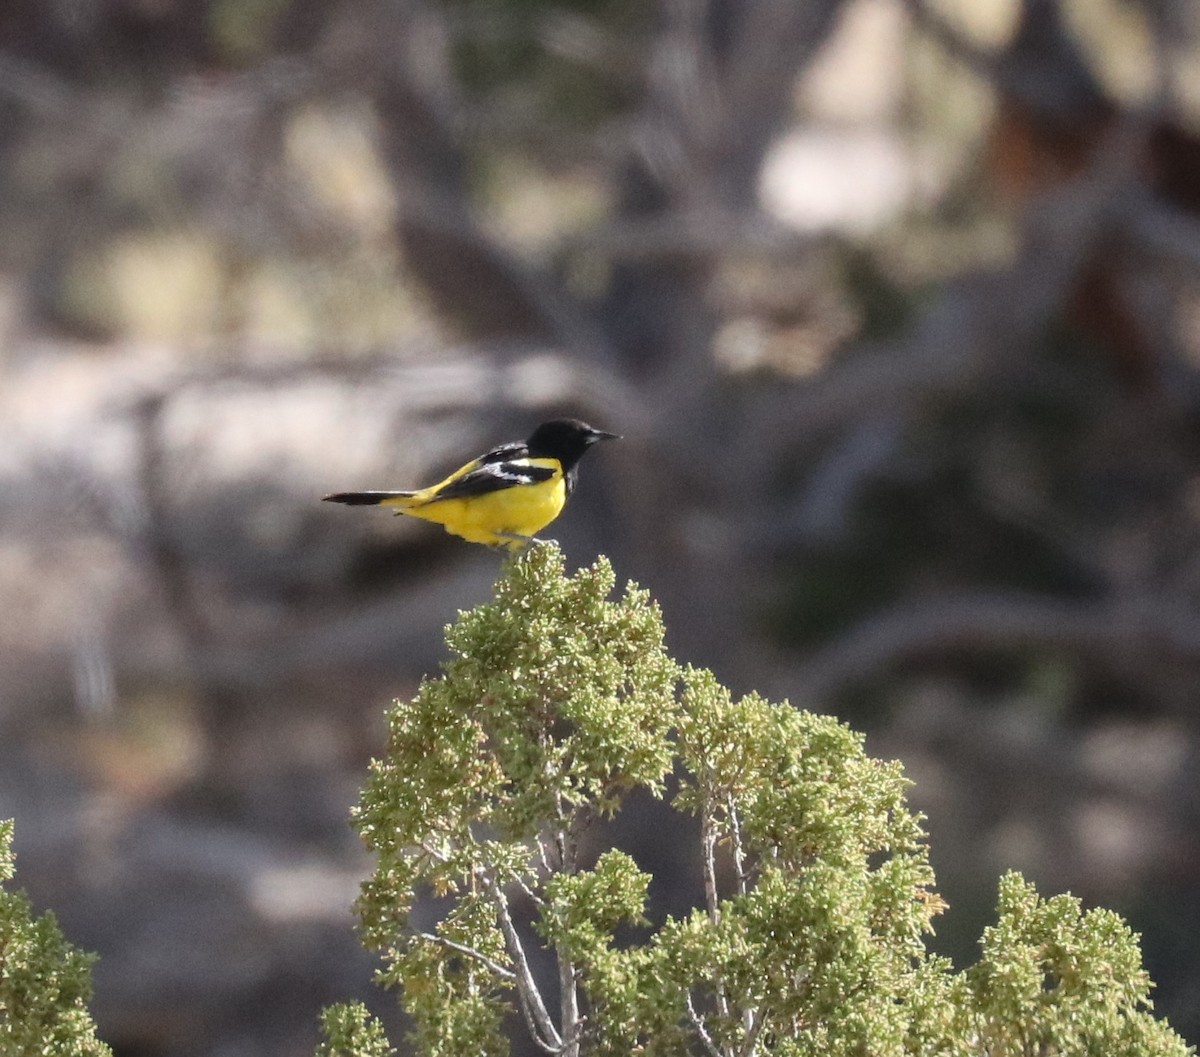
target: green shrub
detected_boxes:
[323,544,1193,1057]
[0,820,111,1057]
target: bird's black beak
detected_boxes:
[587,429,621,443]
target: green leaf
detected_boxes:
[315,1002,394,1057]
[0,820,112,1057]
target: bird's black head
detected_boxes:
[526,418,620,469]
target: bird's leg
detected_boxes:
[494,532,535,552]
[494,532,556,552]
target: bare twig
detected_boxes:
[699,797,733,1028]
[728,800,748,899]
[558,948,581,1057]
[554,817,582,1057]
[484,870,563,1053]
[415,931,516,980]
[701,801,721,925]
[738,1007,767,1057]
[419,838,453,864]
[720,800,758,1048]
[507,866,547,908]
[536,831,556,877]
[686,991,726,1057]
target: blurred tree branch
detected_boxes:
[792,590,1200,703]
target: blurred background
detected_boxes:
[2,0,1200,1052]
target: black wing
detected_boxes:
[430,454,557,501]
[476,441,528,465]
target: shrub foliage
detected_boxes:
[322,545,1191,1057]
[0,820,111,1057]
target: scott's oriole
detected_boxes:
[323,418,619,549]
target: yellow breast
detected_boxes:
[400,471,567,547]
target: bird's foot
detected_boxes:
[494,532,533,552]
[494,533,556,553]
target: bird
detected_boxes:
[323,418,620,549]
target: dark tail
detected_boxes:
[323,491,416,506]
